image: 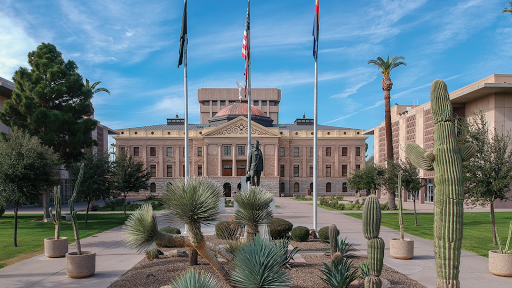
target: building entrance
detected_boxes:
[223,183,231,197]
[426,179,434,203]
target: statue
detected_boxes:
[236,80,244,102]
[247,140,263,187]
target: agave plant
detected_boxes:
[231,235,292,288]
[234,186,273,241]
[358,262,370,280]
[319,258,360,288]
[325,237,356,259]
[171,268,218,288]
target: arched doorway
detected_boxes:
[223,183,232,197]
[237,183,242,192]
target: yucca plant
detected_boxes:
[230,235,292,288]
[495,221,512,254]
[319,258,360,288]
[325,236,356,260]
[171,268,218,288]
[234,187,273,241]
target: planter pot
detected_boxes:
[489,250,512,277]
[390,238,414,259]
[66,251,96,278]
[44,237,68,258]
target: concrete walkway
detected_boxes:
[274,197,512,288]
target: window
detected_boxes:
[356,147,361,157]
[310,165,313,177]
[280,165,285,177]
[342,165,348,177]
[294,165,299,177]
[167,165,173,177]
[198,147,202,157]
[120,147,125,153]
[261,101,267,106]
[212,101,217,106]
[294,182,299,192]
[326,182,332,193]
[224,146,231,156]
[326,147,331,157]
[342,147,348,156]
[166,147,173,157]
[310,147,313,157]
[203,101,210,106]
[220,100,225,106]
[279,147,285,156]
[238,145,245,156]
[310,182,313,191]
[183,165,185,177]
[133,147,140,156]
[342,182,348,192]
[294,147,300,157]
[280,182,285,193]
[356,164,361,170]
[150,147,156,156]
[183,147,185,157]
[150,165,156,177]
[150,183,156,193]
[254,100,259,105]
[269,101,276,106]
[326,165,331,177]
[198,165,202,177]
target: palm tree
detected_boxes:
[234,186,273,241]
[504,2,512,14]
[84,79,110,117]
[368,55,406,210]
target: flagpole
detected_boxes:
[247,0,251,177]
[184,1,189,185]
[313,59,318,232]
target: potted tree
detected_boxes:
[44,186,68,257]
[66,164,96,278]
[390,172,414,259]
[489,221,512,276]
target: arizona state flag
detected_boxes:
[178,0,187,68]
[312,0,319,61]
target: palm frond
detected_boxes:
[319,258,359,288]
[124,203,159,253]
[368,55,406,75]
[93,87,110,95]
[171,268,218,288]
[234,187,273,229]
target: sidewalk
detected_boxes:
[274,197,511,288]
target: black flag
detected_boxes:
[178,0,187,68]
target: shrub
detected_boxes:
[291,226,310,242]
[269,218,293,239]
[380,202,388,211]
[318,226,330,243]
[156,226,181,248]
[215,221,242,240]
[103,198,125,211]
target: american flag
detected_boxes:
[242,3,250,98]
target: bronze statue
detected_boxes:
[247,140,263,186]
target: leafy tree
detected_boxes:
[68,149,112,227]
[368,54,406,209]
[0,43,98,219]
[347,163,384,195]
[380,160,402,210]
[401,158,423,226]
[0,128,60,247]
[458,113,512,245]
[111,150,150,215]
[503,2,512,15]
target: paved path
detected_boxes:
[273,197,512,288]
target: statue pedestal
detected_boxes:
[217,198,225,213]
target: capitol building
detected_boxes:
[114,88,367,196]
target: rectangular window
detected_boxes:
[198,165,202,176]
[167,165,173,177]
[294,147,300,157]
[254,100,259,105]
[224,146,231,156]
[150,147,156,157]
[342,147,348,156]
[310,165,313,177]
[293,165,300,177]
[150,165,156,177]
[279,147,285,156]
[342,165,348,177]
[356,147,361,157]
[310,147,313,157]
[326,147,331,157]
[238,146,245,156]
[120,147,125,153]
[280,165,285,177]
[223,165,232,176]
[212,101,217,106]
[166,147,173,157]
[356,164,361,170]
[269,101,276,106]
[203,101,210,106]
[183,165,185,177]
[133,147,140,156]
[342,182,348,192]
[220,100,225,106]
[183,147,185,157]
[326,165,331,177]
[198,147,202,157]
[261,101,267,106]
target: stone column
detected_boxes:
[232,144,236,176]
[334,145,339,177]
[142,145,147,169]
[350,145,356,172]
[303,146,307,177]
[218,145,222,177]
[176,145,180,177]
[274,145,279,177]
[204,144,208,177]
[158,145,164,177]
[318,145,323,178]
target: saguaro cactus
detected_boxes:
[69,163,85,255]
[363,195,384,288]
[50,186,62,239]
[406,79,476,288]
[329,224,340,259]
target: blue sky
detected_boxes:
[1,0,512,157]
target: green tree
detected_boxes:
[380,160,402,210]
[347,163,384,195]
[401,158,423,226]
[0,128,60,247]
[111,150,150,215]
[368,55,406,209]
[458,113,512,245]
[68,149,112,227]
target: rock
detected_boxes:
[309,229,317,239]
[166,249,188,257]
[381,278,392,288]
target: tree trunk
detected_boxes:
[491,199,497,245]
[413,194,418,226]
[85,198,91,227]
[14,203,18,247]
[189,247,198,265]
[124,194,127,216]
[382,75,396,210]
[42,190,50,221]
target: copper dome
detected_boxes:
[215,102,267,117]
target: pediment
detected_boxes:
[202,116,279,137]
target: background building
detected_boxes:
[115,88,367,196]
[365,74,512,208]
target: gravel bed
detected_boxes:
[290,238,329,252]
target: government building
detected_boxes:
[114,88,367,196]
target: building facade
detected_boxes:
[114,88,367,196]
[365,74,512,208]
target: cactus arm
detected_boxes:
[405,143,434,171]
[329,224,340,258]
[460,143,476,162]
[50,186,61,239]
[496,227,503,254]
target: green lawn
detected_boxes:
[345,212,512,257]
[0,213,130,269]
